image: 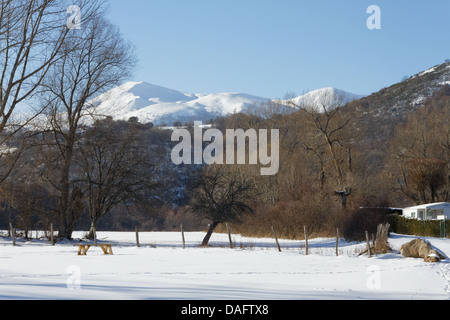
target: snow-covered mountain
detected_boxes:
[89,81,270,125]
[283,87,365,112]
[88,81,364,125]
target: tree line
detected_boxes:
[1,1,449,245]
[0,0,167,240]
[211,85,450,242]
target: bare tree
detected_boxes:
[190,165,257,246]
[76,119,162,239]
[407,158,447,204]
[4,181,50,239]
[1,0,65,131]
[288,91,353,208]
[0,0,107,141]
[388,89,450,204]
[0,0,73,186]
[39,8,136,239]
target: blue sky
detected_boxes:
[107,0,450,98]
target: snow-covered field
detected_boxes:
[0,231,449,300]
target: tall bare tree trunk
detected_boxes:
[41,5,136,240]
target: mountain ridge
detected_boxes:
[90,81,364,125]
[343,60,450,166]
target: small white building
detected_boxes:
[403,202,450,221]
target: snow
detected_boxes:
[89,81,269,125]
[0,231,449,300]
[412,95,427,106]
[86,82,364,125]
[414,66,438,78]
[278,87,364,112]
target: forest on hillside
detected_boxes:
[1,84,449,242]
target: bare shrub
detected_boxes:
[342,208,388,242]
[373,223,391,254]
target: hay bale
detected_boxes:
[400,238,445,263]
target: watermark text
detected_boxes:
[171,122,279,176]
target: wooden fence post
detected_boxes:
[272,226,281,252]
[366,231,371,258]
[93,227,97,245]
[304,225,309,256]
[181,224,185,249]
[226,223,234,249]
[135,226,140,248]
[9,222,15,246]
[336,228,339,257]
[50,223,54,246]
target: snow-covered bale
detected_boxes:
[424,253,441,263]
[400,238,445,263]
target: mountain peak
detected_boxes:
[121,81,195,104]
[90,82,270,125]
[279,87,365,113]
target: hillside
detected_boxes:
[347,61,450,142]
[334,61,450,172]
